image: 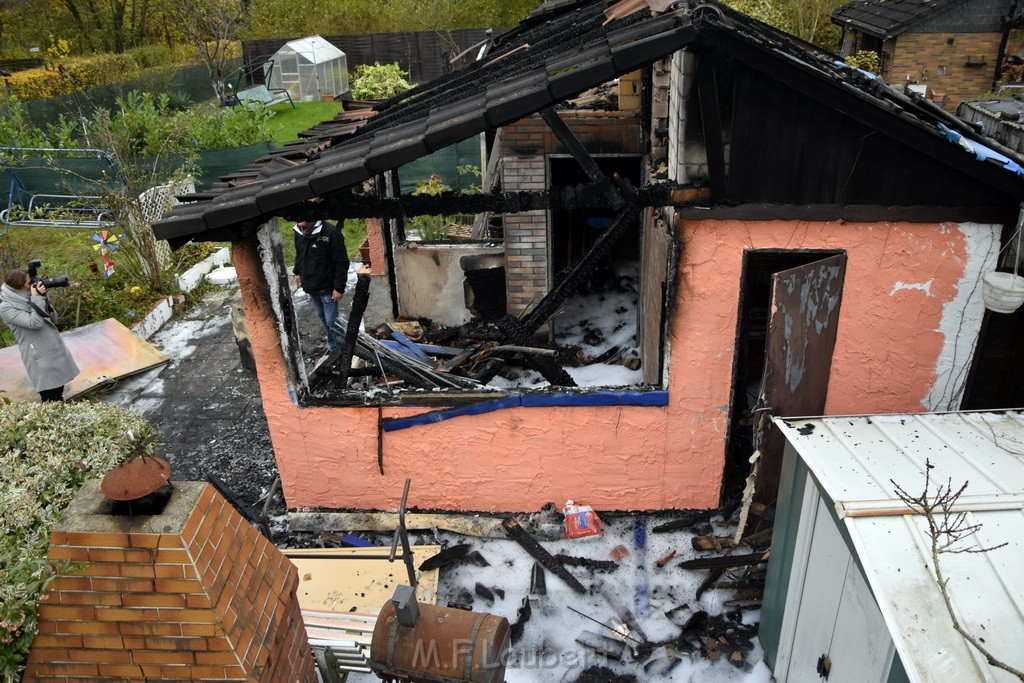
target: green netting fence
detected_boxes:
[2,140,273,228]
[399,137,484,194]
[23,60,242,130]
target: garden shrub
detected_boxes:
[4,53,141,101]
[350,62,411,100]
[0,401,156,681]
[845,50,880,75]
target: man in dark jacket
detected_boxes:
[293,219,349,352]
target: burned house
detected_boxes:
[154,0,1024,518]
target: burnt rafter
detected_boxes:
[540,107,625,209]
[281,182,695,223]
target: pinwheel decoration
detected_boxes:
[92,231,118,279]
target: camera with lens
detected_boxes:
[27,259,70,289]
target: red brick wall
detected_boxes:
[883,32,1002,111]
[25,482,315,682]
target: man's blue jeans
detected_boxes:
[309,292,340,352]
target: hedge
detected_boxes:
[3,53,142,101]
[0,401,156,681]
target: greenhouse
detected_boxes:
[266,36,348,102]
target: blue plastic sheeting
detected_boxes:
[381,390,670,432]
[937,123,1024,176]
[834,60,878,80]
[382,396,523,432]
[520,391,669,407]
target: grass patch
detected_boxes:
[266,101,345,142]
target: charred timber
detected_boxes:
[280,183,699,222]
[502,518,587,595]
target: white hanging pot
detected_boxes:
[982,271,1024,314]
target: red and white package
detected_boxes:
[562,500,604,540]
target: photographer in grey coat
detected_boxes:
[1,269,80,402]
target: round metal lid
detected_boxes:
[101,456,171,501]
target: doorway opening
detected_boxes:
[722,249,844,505]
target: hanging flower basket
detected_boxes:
[982,271,1024,314]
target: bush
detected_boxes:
[4,53,141,101]
[0,401,156,681]
[350,62,411,100]
[845,50,881,75]
[124,44,174,70]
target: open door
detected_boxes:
[754,253,847,506]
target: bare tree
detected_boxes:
[892,462,1024,681]
[175,0,249,104]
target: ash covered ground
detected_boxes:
[106,285,280,511]
[297,262,646,390]
[105,275,769,682]
[338,511,771,683]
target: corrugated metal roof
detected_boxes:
[776,411,1024,683]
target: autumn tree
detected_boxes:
[173,0,248,104]
[724,0,845,51]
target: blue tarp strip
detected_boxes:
[937,123,1024,176]
[520,390,669,407]
[381,390,669,432]
[382,396,523,431]
[391,331,432,363]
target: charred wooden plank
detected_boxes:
[493,315,577,386]
[678,551,769,570]
[652,510,715,533]
[502,518,587,595]
[540,108,624,209]
[520,207,637,334]
[418,543,472,571]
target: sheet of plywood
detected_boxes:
[286,546,440,614]
[0,318,168,402]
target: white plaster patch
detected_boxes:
[923,223,1002,411]
[890,279,933,296]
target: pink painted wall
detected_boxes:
[235,218,977,513]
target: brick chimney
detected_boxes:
[26,481,315,681]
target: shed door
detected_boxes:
[784,494,895,682]
[755,253,846,505]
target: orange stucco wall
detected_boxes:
[235,218,994,513]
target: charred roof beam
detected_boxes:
[540,107,625,209]
[280,183,702,223]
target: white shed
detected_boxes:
[266,35,349,102]
[760,411,1024,683]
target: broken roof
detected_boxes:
[153,0,1024,247]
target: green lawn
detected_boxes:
[266,101,345,142]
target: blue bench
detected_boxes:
[234,84,295,109]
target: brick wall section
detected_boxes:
[882,32,1002,111]
[501,112,642,314]
[25,481,315,682]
